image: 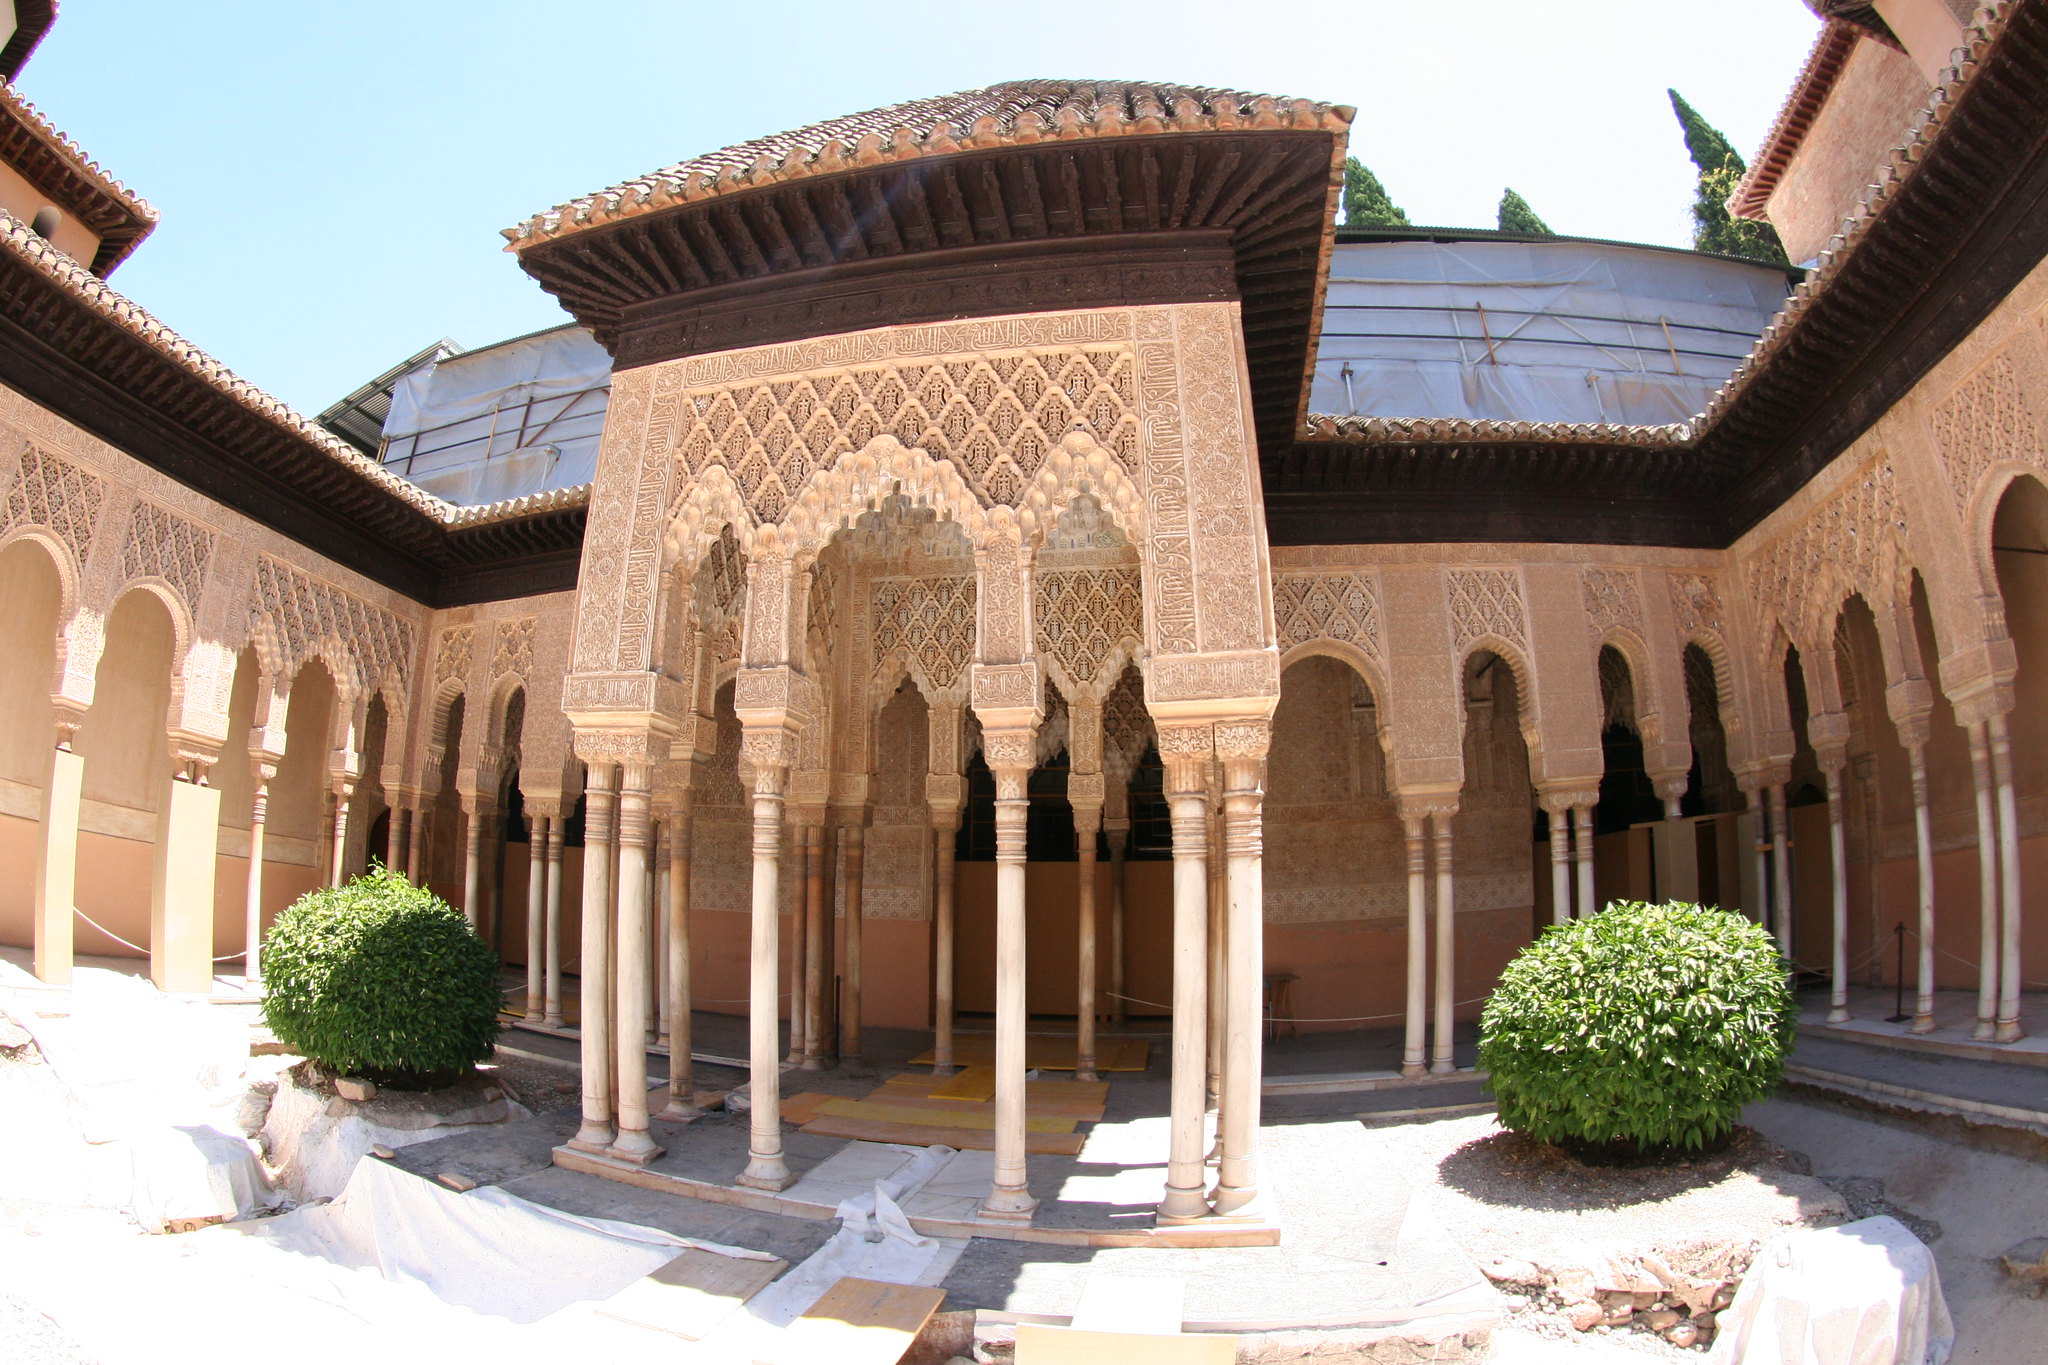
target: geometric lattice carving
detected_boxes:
[434,624,475,686]
[1931,351,2038,506]
[1036,566,1141,691]
[250,554,417,694]
[1274,571,1381,659]
[120,499,214,610]
[1668,571,1724,640]
[3,445,103,569]
[872,575,976,694]
[689,524,747,630]
[1745,455,1907,647]
[1102,666,1152,777]
[1446,568,1526,651]
[1581,567,1643,641]
[671,348,1139,519]
[492,617,536,681]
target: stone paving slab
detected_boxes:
[1789,1032,2048,1116]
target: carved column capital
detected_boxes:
[1155,722,1214,797]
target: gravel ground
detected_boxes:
[0,1288,97,1365]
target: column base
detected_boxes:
[1429,1059,1454,1076]
[737,1157,793,1192]
[567,1122,616,1154]
[1826,1006,1850,1024]
[1156,1185,1210,1222]
[607,1130,665,1165]
[1399,1061,1425,1079]
[1973,1019,1997,1041]
[1910,1013,1936,1035]
[657,1096,705,1123]
[1206,1184,1267,1221]
[1074,1069,1098,1083]
[1995,1020,2026,1044]
[543,1011,564,1028]
[979,1186,1039,1222]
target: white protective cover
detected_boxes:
[1309,239,1792,427]
[1709,1216,1953,1365]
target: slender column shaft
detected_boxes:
[1768,783,1794,959]
[244,773,271,983]
[842,822,865,1063]
[1205,775,1226,1108]
[982,762,1037,1219]
[1547,806,1571,924]
[569,767,617,1153]
[385,796,403,871]
[801,824,828,1071]
[1430,810,1457,1075]
[932,816,959,1072]
[1107,826,1129,1026]
[1074,807,1101,1082]
[1825,767,1851,1024]
[524,814,547,1021]
[1746,786,1770,929]
[739,761,793,1191]
[405,805,424,884]
[653,823,668,1041]
[610,768,662,1163]
[1968,721,2000,1040]
[34,736,83,986]
[1158,784,1211,1221]
[1213,745,1267,1215]
[1401,815,1427,1078]
[462,804,483,928]
[1907,746,1936,1033]
[1572,802,1595,919]
[1989,713,2026,1042]
[330,784,353,888]
[663,805,699,1119]
[543,815,565,1027]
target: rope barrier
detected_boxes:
[67,908,246,966]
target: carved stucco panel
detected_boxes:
[1273,571,1382,660]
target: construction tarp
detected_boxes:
[1310,239,1792,427]
[1709,1216,1953,1365]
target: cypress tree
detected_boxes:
[1497,187,1551,235]
[1343,156,1410,227]
[1668,89,1790,265]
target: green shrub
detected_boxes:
[260,867,501,1088]
[1479,900,1794,1156]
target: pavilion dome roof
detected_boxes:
[504,78,1354,249]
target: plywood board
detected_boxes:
[777,1091,834,1125]
[907,1036,1150,1071]
[812,1096,1076,1134]
[1014,1324,1236,1365]
[595,1248,787,1340]
[759,1276,946,1365]
[859,1089,1106,1124]
[799,1114,1087,1155]
[928,1066,998,1101]
[1069,1275,1184,1334]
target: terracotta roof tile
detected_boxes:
[505,78,1353,249]
[0,81,157,269]
[1730,20,1862,221]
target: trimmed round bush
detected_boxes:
[1479,900,1795,1156]
[260,867,501,1088]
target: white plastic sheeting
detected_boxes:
[1310,239,1793,426]
[1709,1216,1953,1365]
[380,324,611,504]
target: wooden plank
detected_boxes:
[860,1089,1106,1123]
[1014,1325,1236,1365]
[778,1091,834,1126]
[595,1248,787,1340]
[799,1115,1086,1155]
[907,1036,1151,1071]
[929,1066,998,1101]
[759,1276,946,1365]
[812,1096,1076,1134]
[1069,1275,1183,1335]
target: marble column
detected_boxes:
[1157,727,1212,1223]
[981,731,1038,1220]
[1823,761,1851,1025]
[567,764,617,1154]
[1430,806,1457,1075]
[1544,799,1571,924]
[1212,721,1268,1216]
[800,821,829,1071]
[785,829,807,1066]
[1967,721,2000,1041]
[1768,783,1794,959]
[384,790,404,871]
[1906,741,1937,1034]
[841,819,866,1065]
[244,760,277,983]
[662,798,700,1120]
[330,779,355,888]
[1989,712,2025,1042]
[543,806,566,1028]
[151,757,222,996]
[524,813,548,1022]
[1106,822,1130,1027]
[1073,801,1102,1082]
[1745,785,1770,930]
[1400,810,1428,1078]
[738,734,795,1192]
[1204,762,1226,1108]
[405,804,425,884]
[609,762,662,1164]
[1572,801,1596,920]
[930,803,961,1073]
[461,798,483,929]
[33,715,86,986]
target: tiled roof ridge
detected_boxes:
[505,78,1354,251]
[1729,20,1862,221]
[1699,1,2009,430]
[0,207,592,530]
[1302,414,1692,446]
[0,80,156,228]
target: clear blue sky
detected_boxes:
[19,1,1821,415]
